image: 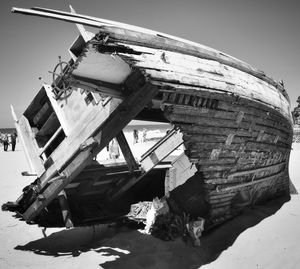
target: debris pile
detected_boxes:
[127,197,205,246]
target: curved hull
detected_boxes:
[71,26,293,227]
[163,90,292,226]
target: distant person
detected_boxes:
[2,133,8,151]
[133,129,139,144]
[11,132,17,151]
[109,138,120,160]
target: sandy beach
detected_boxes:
[0,142,299,269]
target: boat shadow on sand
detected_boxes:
[14,195,289,269]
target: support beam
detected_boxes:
[58,190,73,228]
[111,128,183,199]
[116,131,138,172]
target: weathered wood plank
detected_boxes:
[146,69,290,118]
[213,170,286,193]
[18,116,45,176]
[116,131,139,172]
[205,162,286,185]
[154,81,292,129]
[58,190,74,228]
[111,128,183,198]
[169,113,291,138]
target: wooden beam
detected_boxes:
[111,128,183,199]
[69,5,93,42]
[58,190,73,228]
[116,131,138,172]
[11,105,37,175]
[17,115,45,176]
[39,126,63,156]
[215,170,286,192]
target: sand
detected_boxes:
[0,142,299,269]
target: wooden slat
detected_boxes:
[35,112,59,137]
[154,81,292,131]
[206,162,286,186]
[11,105,37,175]
[214,170,286,192]
[227,162,286,180]
[111,128,183,198]
[18,116,45,176]
[116,131,138,172]
[39,126,63,156]
[58,190,73,228]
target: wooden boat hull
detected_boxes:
[67,26,293,227]
[3,7,293,229]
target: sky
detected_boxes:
[0,0,299,127]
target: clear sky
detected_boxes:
[0,0,299,127]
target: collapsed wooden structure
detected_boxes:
[3,6,294,229]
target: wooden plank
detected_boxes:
[214,170,286,192]
[227,162,286,180]
[183,133,245,144]
[32,102,52,126]
[180,125,256,137]
[205,162,286,185]
[111,128,183,198]
[44,84,70,136]
[18,115,45,176]
[58,190,73,228]
[168,112,291,137]
[36,112,59,137]
[70,78,124,98]
[140,129,183,171]
[166,103,291,134]
[147,69,290,119]
[69,5,94,42]
[154,80,292,127]
[72,50,131,85]
[116,131,138,172]
[11,105,37,175]
[39,126,63,156]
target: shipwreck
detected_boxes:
[3,6,294,231]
